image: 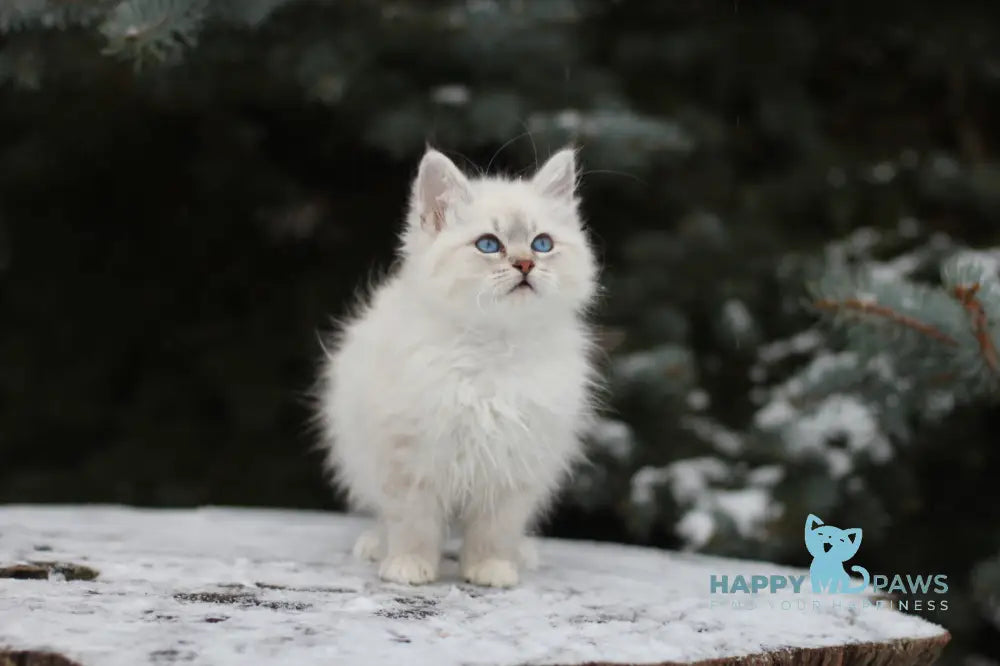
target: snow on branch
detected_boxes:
[942,254,1000,385]
[812,296,958,346]
[100,0,208,69]
[1,0,301,70]
[809,247,1000,398]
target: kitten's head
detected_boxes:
[804,514,862,562]
[398,148,597,323]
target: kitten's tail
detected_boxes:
[848,566,870,594]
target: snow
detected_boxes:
[756,329,824,365]
[630,465,670,506]
[754,351,857,423]
[869,252,925,282]
[613,344,694,384]
[587,418,634,461]
[663,458,731,504]
[686,389,710,411]
[721,299,754,338]
[948,248,1000,281]
[869,161,897,184]
[681,415,742,455]
[713,488,772,539]
[746,465,784,487]
[756,390,893,479]
[630,458,783,550]
[923,390,957,418]
[754,398,797,429]
[786,395,893,477]
[0,506,946,666]
[676,509,715,549]
[530,109,696,156]
[430,84,471,106]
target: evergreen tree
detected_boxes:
[2,1,999,662]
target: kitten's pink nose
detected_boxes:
[512,259,534,275]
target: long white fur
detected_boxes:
[317,147,599,587]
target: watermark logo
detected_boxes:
[707,513,949,612]
[805,513,868,594]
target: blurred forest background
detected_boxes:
[1,0,999,663]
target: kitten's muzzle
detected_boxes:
[510,278,535,293]
[512,258,535,275]
[507,258,536,293]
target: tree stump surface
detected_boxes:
[0,506,949,666]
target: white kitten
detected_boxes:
[318,148,599,587]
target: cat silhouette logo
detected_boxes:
[805,514,870,594]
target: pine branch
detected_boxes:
[1,0,117,32]
[951,283,1000,374]
[0,0,49,32]
[941,252,1000,390]
[100,0,207,70]
[810,248,1000,401]
[813,297,959,346]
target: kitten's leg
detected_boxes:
[460,491,540,588]
[352,523,385,562]
[378,488,444,585]
[519,535,540,571]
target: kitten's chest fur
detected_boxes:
[350,294,591,493]
[325,280,594,511]
[409,324,588,451]
[412,331,588,503]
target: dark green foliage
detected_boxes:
[2,1,1000,662]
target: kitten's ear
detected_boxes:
[806,514,824,530]
[532,148,578,203]
[412,149,471,233]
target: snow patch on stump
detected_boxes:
[0,506,948,666]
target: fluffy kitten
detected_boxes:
[318,147,599,587]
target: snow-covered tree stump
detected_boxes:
[0,506,948,666]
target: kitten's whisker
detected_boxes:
[519,119,539,172]
[316,330,335,361]
[475,287,489,313]
[446,149,485,178]
[487,131,533,175]
[578,169,647,186]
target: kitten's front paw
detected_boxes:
[379,553,438,585]
[353,530,383,562]
[463,558,519,588]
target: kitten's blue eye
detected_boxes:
[475,234,502,253]
[531,233,554,253]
